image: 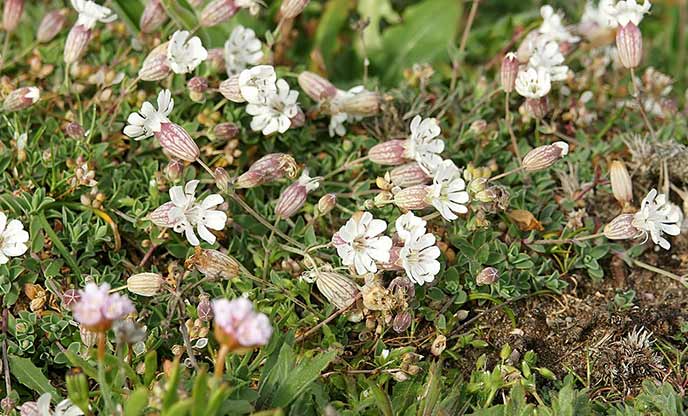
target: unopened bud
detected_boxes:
[213,122,239,140]
[500,52,519,93]
[610,160,633,204]
[431,334,447,356]
[127,273,163,297]
[37,9,67,43]
[219,75,245,102]
[616,22,642,69]
[62,289,81,308]
[139,42,172,81]
[317,193,337,215]
[1,398,15,414]
[392,310,412,332]
[197,295,213,321]
[140,0,168,33]
[64,24,92,64]
[521,141,568,172]
[393,185,431,210]
[390,162,431,187]
[165,159,184,181]
[185,247,241,280]
[200,0,239,27]
[79,325,97,348]
[275,171,320,218]
[3,87,40,112]
[290,108,306,128]
[156,122,200,162]
[338,91,380,117]
[206,48,226,73]
[368,140,407,166]
[213,167,230,191]
[3,0,24,32]
[188,76,209,102]
[524,96,548,119]
[280,0,309,19]
[149,201,178,228]
[236,153,299,188]
[64,122,85,139]
[604,213,640,240]
[314,271,359,309]
[297,71,337,102]
[476,267,499,285]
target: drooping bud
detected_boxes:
[476,267,499,285]
[165,159,184,181]
[3,0,24,32]
[393,185,431,210]
[155,122,200,162]
[63,24,92,64]
[610,160,633,205]
[127,273,163,297]
[521,141,569,172]
[392,310,412,332]
[213,167,230,191]
[317,193,337,215]
[616,22,642,69]
[139,42,172,82]
[213,122,239,140]
[368,140,407,166]
[235,153,299,188]
[3,86,40,112]
[313,271,360,309]
[188,76,209,102]
[297,71,337,102]
[37,9,67,43]
[197,295,213,321]
[219,75,245,102]
[390,162,431,187]
[280,0,309,19]
[337,91,380,117]
[524,96,548,119]
[200,0,239,27]
[604,213,640,240]
[500,52,519,93]
[140,0,168,33]
[275,170,320,218]
[64,122,85,139]
[185,247,241,280]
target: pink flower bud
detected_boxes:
[521,141,569,172]
[139,42,172,81]
[63,24,92,64]
[149,201,178,228]
[236,153,299,188]
[524,96,548,119]
[3,86,39,112]
[155,122,200,162]
[37,9,67,43]
[64,121,85,139]
[62,289,81,309]
[200,0,239,27]
[368,140,407,165]
[390,162,431,187]
[338,91,380,117]
[140,0,168,33]
[500,52,519,93]
[165,159,184,181]
[234,170,263,189]
[214,167,230,191]
[213,122,239,140]
[280,0,309,19]
[219,75,245,102]
[393,185,431,210]
[610,160,633,204]
[197,296,213,321]
[188,76,209,102]
[616,22,642,69]
[297,71,337,102]
[393,310,412,333]
[206,48,226,73]
[317,193,336,214]
[275,171,320,218]
[604,214,640,240]
[212,298,272,350]
[290,108,306,128]
[3,0,24,32]
[476,267,499,285]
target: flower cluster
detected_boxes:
[139,30,208,80]
[71,283,135,332]
[212,297,272,351]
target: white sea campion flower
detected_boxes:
[245,79,300,135]
[0,212,29,264]
[167,30,208,74]
[395,211,427,243]
[71,283,135,332]
[236,0,263,15]
[329,112,349,137]
[72,0,116,29]
[19,393,83,416]
[332,211,393,275]
[403,115,444,175]
[427,160,470,221]
[528,40,569,81]
[224,25,263,76]
[150,180,227,246]
[212,297,272,350]
[238,65,278,104]
[581,0,617,30]
[399,231,441,285]
[632,188,681,250]
[515,67,552,99]
[123,89,174,141]
[602,0,651,27]
[538,5,580,44]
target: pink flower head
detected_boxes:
[72,283,135,332]
[212,298,272,351]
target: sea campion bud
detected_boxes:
[521,141,568,172]
[219,75,245,102]
[524,97,548,119]
[165,159,184,181]
[156,123,200,162]
[3,87,39,112]
[476,267,499,285]
[214,167,230,191]
[290,108,306,128]
[139,43,172,81]
[206,48,226,73]
[200,0,239,27]
[140,0,167,33]
[127,273,163,297]
[188,76,209,102]
[604,214,640,240]
[393,310,412,333]
[610,160,633,205]
[500,52,519,93]
[368,140,407,165]
[317,193,337,215]
[390,163,431,187]
[236,153,299,188]
[297,71,337,102]
[616,22,642,69]
[62,289,81,308]
[393,185,431,210]
[64,122,85,139]
[37,9,67,43]
[197,295,213,321]
[311,271,359,309]
[213,122,239,140]
[185,247,241,280]
[3,0,24,32]
[275,170,320,218]
[64,24,92,64]
[338,91,380,117]
[280,0,309,19]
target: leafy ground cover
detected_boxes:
[0,0,688,415]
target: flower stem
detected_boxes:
[488,166,524,182]
[629,67,656,139]
[96,332,114,414]
[505,92,521,162]
[630,257,688,288]
[322,155,370,181]
[527,232,605,245]
[214,344,230,380]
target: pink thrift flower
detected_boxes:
[212,298,272,351]
[72,283,135,332]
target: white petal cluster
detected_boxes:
[327,86,367,137]
[167,30,208,74]
[395,212,441,285]
[538,5,580,44]
[332,212,393,275]
[0,212,29,264]
[71,0,117,29]
[528,40,569,82]
[239,65,301,135]
[632,189,681,250]
[427,160,470,221]
[403,115,445,174]
[224,25,263,76]
[602,0,651,27]
[123,89,173,140]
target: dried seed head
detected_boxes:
[219,75,245,102]
[197,295,213,321]
[337,90,380,117]
[431,334,447,356]
[297,71,337,102]
[139,42,172,81]
[314,271,360,309]
[616,22,642,69]
[317,193,337,215]
[214,167,230,191]
[476,267,499,285]
[236,153,299,188]
[610,160,633,204]
[156,122,200,162]
[521,141,569,172]
[140,0,168,33]
[165,159,184,181]
[604,213,641,240]
[64,122,86,139]
[37,9,67,43]
[500,52,519,93]
[3,0,24,32]
[200,0,239,27]
[368,140,407,166]
[64,24,92,64]
[79,325,98,348]
[393,185,431,210]
[280,0,309,19]
[127,273,163,297]
[390,162,431,188]
[213,122,239,140]
[524,96,548,119]
[185,247,241,280]
[3,87,40,112]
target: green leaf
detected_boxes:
[314,0,353,69]
[8,354,61,399]
[367,380,394,416]
[356,0,400,52]
[37,213,82,279]
[124,388,150,416]
[110,0,144,36]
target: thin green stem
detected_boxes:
[97,332,114,414]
